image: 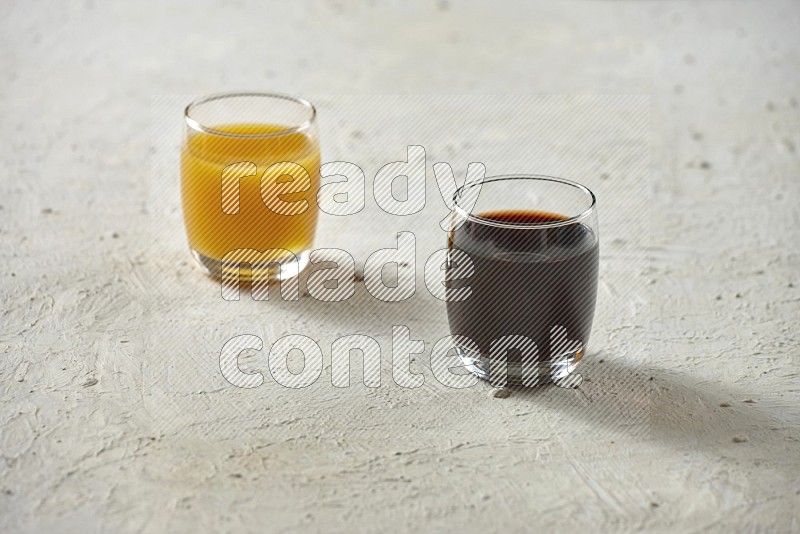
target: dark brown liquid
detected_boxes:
[446,210,599,363]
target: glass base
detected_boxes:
[457,345,584,388]
[190,248,310,283]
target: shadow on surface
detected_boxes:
[510,356,799,469]
[223,269,799,479]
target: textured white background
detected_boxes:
[1,1,799,532]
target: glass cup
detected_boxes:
[181,92,320,282]
[445,175,599,386]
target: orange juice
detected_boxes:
[180,123,320,277]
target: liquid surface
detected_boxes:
[180,122,320,263]
[446,210,599,363]
[471,209,569,225]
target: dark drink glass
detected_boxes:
[445,175,599,386]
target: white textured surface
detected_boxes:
[1,1,799,532]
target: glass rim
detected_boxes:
[184,92,317,139]
[453,174,597,229]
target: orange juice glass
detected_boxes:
[181,93,320,281]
